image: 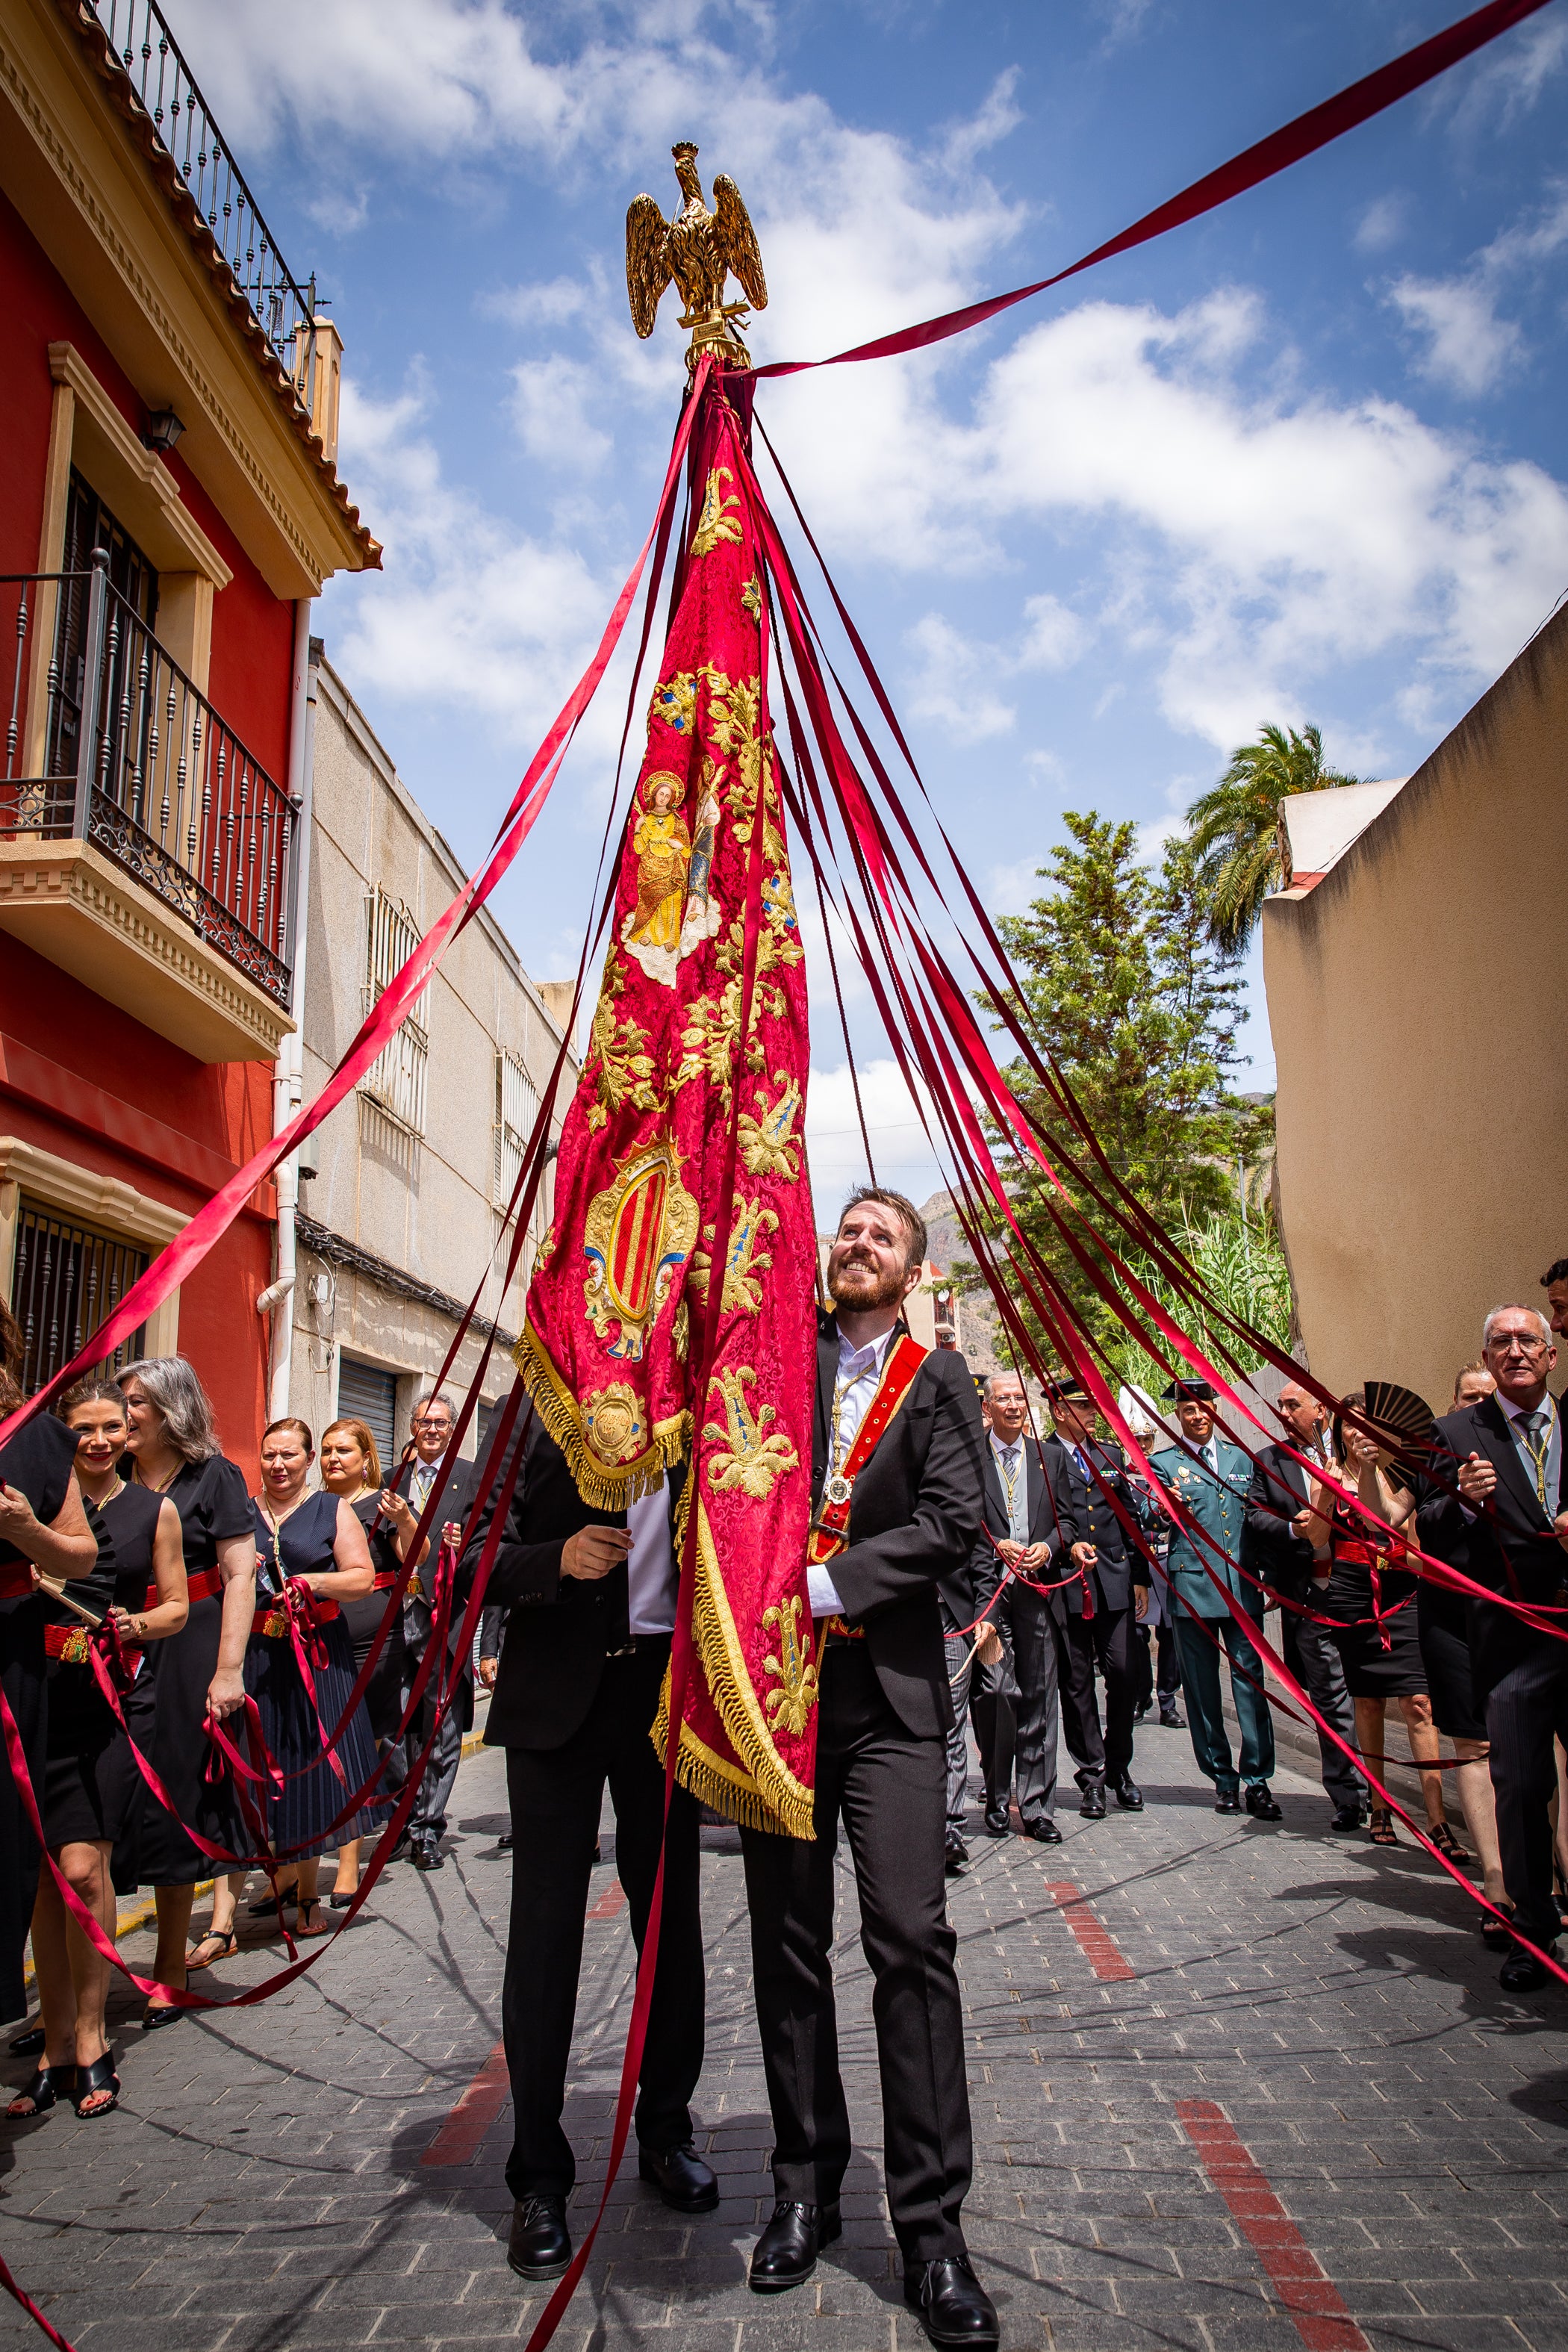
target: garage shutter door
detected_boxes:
[336,1357,398,1475]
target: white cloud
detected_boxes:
[1438,13,1568,136]
[482,276,594,329]
[509,357,612,470]
[906,615,1015,740]
[1386,275,1522,397]
[1353,193,1409,255]
[806,1058,942,1216]
[1018,592,1089,673]
[939,68,1023,173]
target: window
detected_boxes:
[10,1197,149,1391]
[47,468,159,779]
[336,1357,398,1475]
[358,889,429,1136]
[494,1049,538,1210]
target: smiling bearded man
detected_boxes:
[737,1186,997,2348]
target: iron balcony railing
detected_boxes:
[87,0,321,414]
[1,554,300,1010]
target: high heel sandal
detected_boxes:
[71,2054,119,2119]
[1366,1808,1399,1847]
[6,2065,75,2119]
[185,1927,239,1971]
[1429,1821,1469,1863]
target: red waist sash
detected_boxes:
[0,1563,37,1602]
[43,1620,93,1664]
[145,1566,223,1611]
[372,1569,399,1592]
[1332,1538,1406,1568]
[258,1593,340,1637]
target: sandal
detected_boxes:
[6,2065,74,2118]
[71,2054,119,2119]
[294,1897,330,1939]
[141,2002,185,2032]
[1429,1821,1469,1863]
[329,1888,357,1910]
[1366,1808,1399,1847]
[185,1927,238,1971]
[1481,1913,1516,1950]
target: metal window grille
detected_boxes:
[494,1049,538,1209]
[359,889,429,1136]
[335,1357,398,1474]
[10,1198,149,1393]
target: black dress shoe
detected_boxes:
[1330,1805,1363,1832]
[498,1832,514,1851]
[412,1835,445,1872]
[1022,1817,1063,1844]
[9,2026,44,2057]
[945,1838,968,1876]
[982,1807,1010,1838]
[1158,1708,1185,1729]
[1112,1773,1144,1811]
[638,2140,718,2211]
[508,2192,571,2280]
[1214,1790,1242,1814]
[904,2253,1000,2348]
[748,2199,840,2292]
[1079,1791,1106,1819]
[1245,1785,1283,1821]
[1500,1941,1558,1994]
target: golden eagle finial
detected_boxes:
[626,141,768,373]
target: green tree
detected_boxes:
[1186,721,1359,953]
[978,812,1264,1357]
[1101,1201,1293,1401]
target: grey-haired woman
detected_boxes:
[116,1358,258,2025]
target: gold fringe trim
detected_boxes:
[511,1319,690,1509]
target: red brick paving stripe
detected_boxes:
[1044,1880,1136,1981]
[421,1879,628,2165]
[1177,2099,1370,2352]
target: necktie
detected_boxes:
[1517,1408,1551,1510]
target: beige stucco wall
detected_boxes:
[288,658,576,1455]
[1263,606,1568,1410]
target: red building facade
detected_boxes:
[0,0,377,1474]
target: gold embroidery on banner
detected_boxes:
[586,949,662,1133]
[582,1141,700,1359]
[649,671,698,741]
[761,1595,818,1737]
[741,573,762,620]
[703,1366,800,1499]
[582,1381,650,1468]
[691,466,744,557]
[688,1195,778,1313]
[738,1073,803,1180]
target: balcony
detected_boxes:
[0,555,299,1062]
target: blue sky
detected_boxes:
[180,0,1568,1208]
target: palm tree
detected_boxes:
[1185,724,1360,954]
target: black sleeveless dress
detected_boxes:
[246,1492,388,1858]
[120,1452,256,1886]
[0,1413,78,2022]
[42,1483,162,1847]
[338,1496,408,1753]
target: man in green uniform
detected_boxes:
[1151,1381,1281,1820]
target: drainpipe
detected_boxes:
[267,598,318,1422]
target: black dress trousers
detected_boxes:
[740,1642,972,2263]
[1475,1616,1568,1950]
[501,1639,704,2199]
[1057,1602,1137,1788]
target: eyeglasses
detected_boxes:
[1489,1336,1549,1357]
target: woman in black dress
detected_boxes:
[318,1416,425,1907]
[1303,1392,1457,1853]
[0,1300,96,2053]
[1418,1360,1507,1923]
[221,1419,382,1941]
[116,1358,258,2020]
[8,1381,187,2120]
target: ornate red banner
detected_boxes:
[517,372,818,1838]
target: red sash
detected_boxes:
[43,1620,93,1664]
[808,1331,929,1576]
[372,1569,400,1592]
[0,1564,34,1602]
[145,1566,223,1611]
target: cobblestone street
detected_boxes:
[5,1719,1568,2352]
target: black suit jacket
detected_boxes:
[969,1434,1082,1627]
[814,1315,986,1740]
[1418,1396,1567,1611]
[1242,1442,1319,1602]
[1039,1434,1151,1617]
[467,1415,682,1752]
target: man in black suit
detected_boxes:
[1039,1379,1153,1818]
[740,1186,996,2350]
[464,1419,714,2280]
[968,1369,1084,1845]
[1242,1375,1364,1831]
[1419,1304,1568,1992]
[394,1390,481,1870]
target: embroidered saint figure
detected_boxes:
[679,768,723,957]
[623,774,691,980]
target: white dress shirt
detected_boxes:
[991,1433,1027,1544]
[809,1324,897,1620]
[626,1482,677,1635]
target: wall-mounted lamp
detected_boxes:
[140,408,185,453]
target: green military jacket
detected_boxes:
[1149,1435,1256,1623]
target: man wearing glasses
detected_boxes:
[396,1391,479,1870]
[1420,1307,1568,1989]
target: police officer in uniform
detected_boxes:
[1151,1380,1280,1818]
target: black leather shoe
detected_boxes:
[508,2193,571,2280]
[638,2140,718,2212]
[1079,1791,1106,1820]
[498,1832,514,1851]
[1330,1805,1363,1832]
[1500,1942,1558,1994]
[1158,1708,1185,1729]
[748,2199,841,2292]
[1245,1785,1283,1821]
[1214,1790,1242,1814]
[904,2253,999,2348]
[1022,1817,1063,1844]
[1112,1774,1144,1811]
[412,1835,445,1872]
[982,1806,1010,1838]
[945,1838,968,1876]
